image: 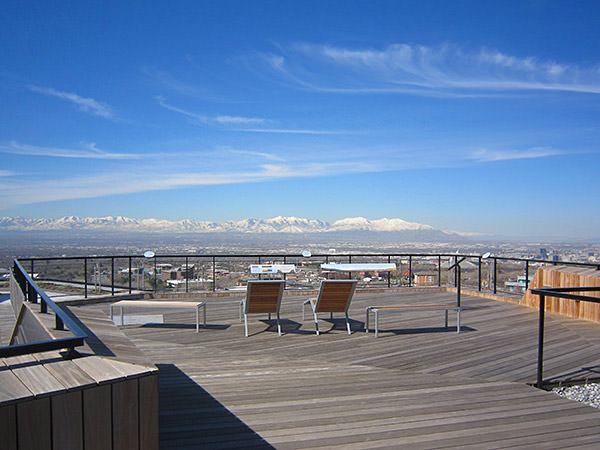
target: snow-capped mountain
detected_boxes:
[0,215,458,235]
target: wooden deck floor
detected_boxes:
[73,290,600,449]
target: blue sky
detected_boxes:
[1,0,599,239]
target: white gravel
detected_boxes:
[553,383,600,409]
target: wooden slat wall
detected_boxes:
[1,372,159,450]
[522,265,600,322]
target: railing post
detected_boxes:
[348,255,352,279]
[493,258,497,294]
[185,256,189,293]
[409,256,412,287]
[283,256,287,286]
[536,294,546,388]
[212,256,216,292]
[128,256,132,294]
[154,256,157,292]
[525,260,529,291]
[28,283,37,304]
[454,256,458,287]
[30,260,34,280]
[40,298,47,314]
[56,313,64,331]
[438,255,441,287]
[84,258,88,299]
[111,257,115,296]
[387,255,391,288]
[478,257,482,291]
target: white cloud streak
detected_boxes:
[156,96,265,125]
[469,147,563,162]
[262,43,600,96]
[28,85,114,118]
[0,160,379,209]
[0,141,142,160]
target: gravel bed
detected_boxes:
[553,383,600,409]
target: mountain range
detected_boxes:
[0,215,473,237]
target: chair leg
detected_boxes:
[345,312,351,335]
[313,312,319,335]
[239,301,243,322]
[244,314,249,337]
[277,311,281,336]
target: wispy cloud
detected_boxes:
[469,147,563,162]
[0,141,141,160]
[0,170,17,177]
[28,85,114,118]
[156,96,265,125]
[0,160,370,209]
[228,150,285,161]
[235,128,348,135]
[260,43,600,96]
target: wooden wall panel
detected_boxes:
[52,390,83,450]
[17,397,51,450]
[523,265,600,323]
[112,379,139,450]
[139,374,159,450]
[0,404,17,450]
[83,385,112,450]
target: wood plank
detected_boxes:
[52,390,83,450]
[139,373,159,450]
[83,385,112,450]
[0,404,17,450]
[112,378,139,450]
[17,397,51,450]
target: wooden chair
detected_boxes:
[302,280,358,335]
[239,280,286,337]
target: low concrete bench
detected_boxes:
[110,300,206,332]
[365,304,466,338]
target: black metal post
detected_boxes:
[40,298,47,314]
[28,283,37,304]
[457,264,461,307]
[30,260,34,280]
[154,257,157,292]
[212,256,216,292]
[84,258,88,299]
[536,294,546,388]
[128,256,132,294]
[56,313,64,331]
[185,256,189,293]
[478,257,482,291]
[111,257,115,296]
[438,255,441,287]
[258,256,262,280]
[348,255,352,279]
[454,256,458,287]
[493,258,497,294]
[387,256,391,288]
[525,260,529,291]
[283,256,287,285]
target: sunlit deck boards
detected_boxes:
[75,290,600,449]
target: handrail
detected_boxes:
[0,259,87,358]
[530,287,600,389]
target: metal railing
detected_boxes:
[15,252,600,298]
[531,286,600,389]
[0,259,88,357]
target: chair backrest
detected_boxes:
[314,280,358,313]
[244,280,285,314]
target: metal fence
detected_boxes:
[15,253,600,298]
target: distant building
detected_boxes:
[540,248,548,260]
[414,271,437,286]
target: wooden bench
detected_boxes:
[365,304,466,338]
[110,300,206,332]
